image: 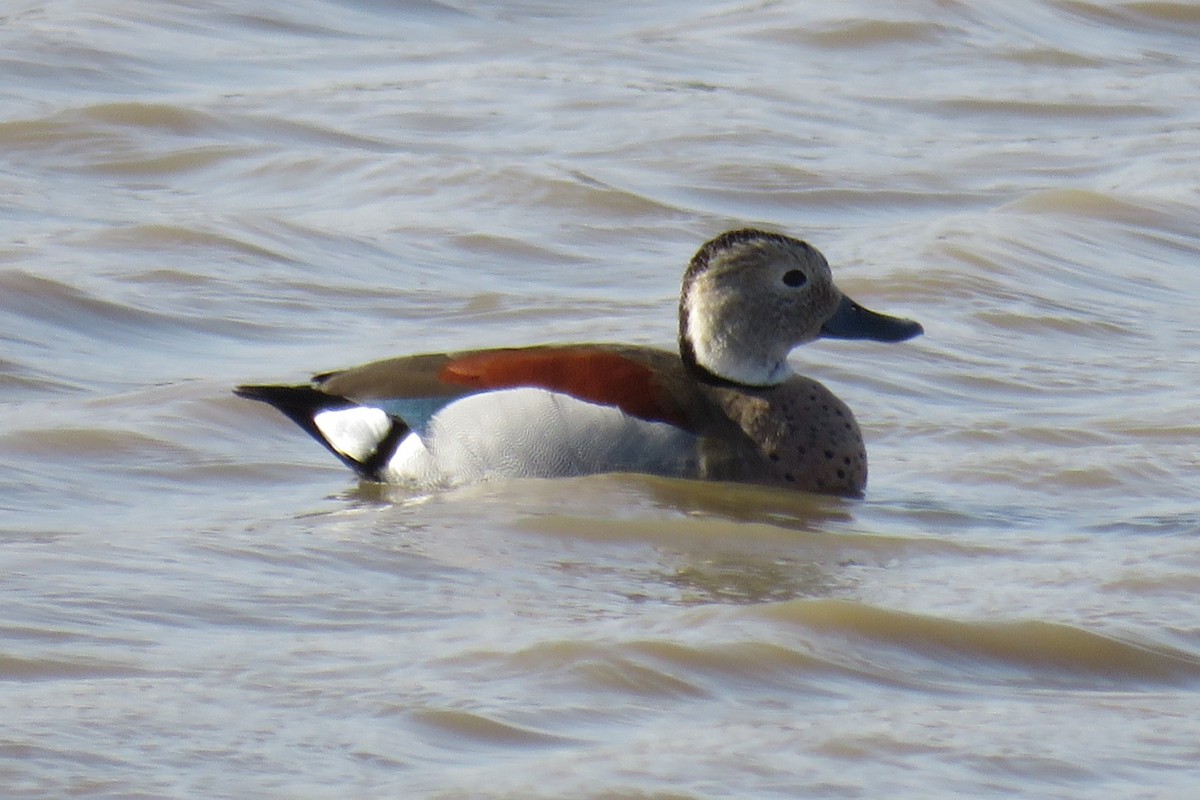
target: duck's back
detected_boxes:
[314,345,706,486]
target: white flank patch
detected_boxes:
[380,387,698,486]
[313,406,391,462]
[392,430,428,464]
[380,431,439,486]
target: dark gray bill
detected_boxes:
[820,294,923,342]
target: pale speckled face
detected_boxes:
[679,230,842,386]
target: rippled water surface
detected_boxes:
[3,1,1200,797]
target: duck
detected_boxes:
[235,228,922,496]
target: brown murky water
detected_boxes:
[3,1,1200,797]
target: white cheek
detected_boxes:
[687,288,726,357]
[685,284,794,387]
[313,407,391,461]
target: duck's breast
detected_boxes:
[703,376,868,496]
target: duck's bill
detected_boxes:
[820,294,923,343]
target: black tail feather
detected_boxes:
[234,384,408,481]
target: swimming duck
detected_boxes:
[236,228,921,496]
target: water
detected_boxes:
[3,1,1200,796]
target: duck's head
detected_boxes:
[679,229,923,387]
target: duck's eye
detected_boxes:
[782,269,807,288]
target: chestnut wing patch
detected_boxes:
[439,349,689,429]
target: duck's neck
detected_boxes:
[679,300,793,388]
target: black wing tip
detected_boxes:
[234,384,266,405]
[235,384,371,428]
[234,380,339,434]
[235,382,334,405]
